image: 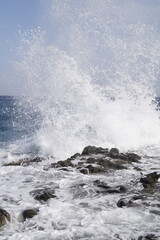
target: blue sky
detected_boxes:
[0,0,42,95]
[0,0,160,95]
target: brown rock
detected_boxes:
[0,208,11,228]
[22,209,39,221]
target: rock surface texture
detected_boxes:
[1,145,160,239]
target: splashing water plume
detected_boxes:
[16,0,160,158]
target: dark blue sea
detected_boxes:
[1,95,160,149]
[0,96,41,150]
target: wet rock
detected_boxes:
[86,164,104,174]
[108,150,141,162]
[138,234,158,240]
[117,198,133,208]
[114,159,127,166]
[94,180,127,194]
[67,153,81,160]
[3,156,45,167]
[30,189,57,202]
[57,159,73,167]
[82,146,98,155]
[110,148,119,155]
[79,168,88,174]
[132,195,145,201]
[77,165,104,174]
[140,172,159,189]
[0,208,11,228]
[0,213,7,228]
[86,157,97,164]
[0,208,11,222]
[125,153,141,162]
[134,166,142,171]
[97,159,126,170]
[94,180,110,189]
[96,147,109,155]
[109,148,120,158]
[60,167,72,172]
[22,209,39,221]
[51,159,73,168]
[149,209,160,216]
[82,146,109,155]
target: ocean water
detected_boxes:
[1,0,160,239]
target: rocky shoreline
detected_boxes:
[1,146,160,240]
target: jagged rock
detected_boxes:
[140,172,159,189]
[108,149,141,162]
[138,234,158,240]
[109,148,119,158]
[86,157,97,164]
[67,153,81,160]
[86,165,104,174]
[0,213,7,228]
[94,180,110,189]
[110,148,119,154]
[96,147,109,154]
[78,165,104,174]
[51,159,73,168]
[97,159,126,170]
[82,146,98,155]
[22,209,39,221]
[3,157,45,167]
[134,166,142,171]
[57,160,73,167]
[47,147,140,174]
[0,208,11,228]
[109,148,121,159]
[30,189,57,202]
[94,180,127,194]
[0,208,10,222]
[82,146,109,155]
[117,198,133,208]
[79,168,88,174]
[132,195,144,200]
[125,153,141,162]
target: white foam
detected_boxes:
[14,1,160,159]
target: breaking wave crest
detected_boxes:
[15,0,160,158]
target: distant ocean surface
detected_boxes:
[1,95,160,154]
[1,95,160,151]
[0,96,41,151]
